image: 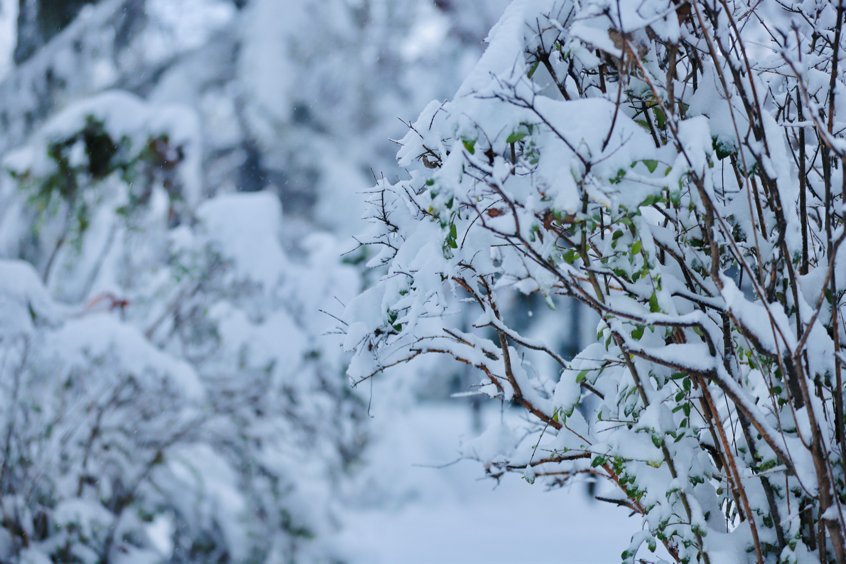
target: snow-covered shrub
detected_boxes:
[344,1,846,561]
[0,91,364,562]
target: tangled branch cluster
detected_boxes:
[344,0,846,561]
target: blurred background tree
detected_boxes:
[0,1,547,561]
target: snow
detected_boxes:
[165,444,249,561]
[144,0,235,57]
[720,275,797,354]
[2,0,843,561]
[0,0,16,80]
[338,403,647,564]
[238,0,303,130]
[196,191,288,289]
[455,0,537,98]
[0,259,59,335]
[48,313,205,401]
[209,300,311,384]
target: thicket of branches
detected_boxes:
[344,0,846,561]
[0,91,366,562]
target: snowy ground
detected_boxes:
[338,403,649,563]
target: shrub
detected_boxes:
[344,1,846,561]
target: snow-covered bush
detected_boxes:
[0,91,364,562]
[0,1,522,559]
[344,0,846,561]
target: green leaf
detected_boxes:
[649,292,660,313]
[642,159,658,173]
[563,248,579,265]
[506,131,528,144]
[631,325,645,341]
[612,267,630,282]
[609,168,626,184]
[630,239,642,256]
[640,193,661,207]
[712,136,735,160]
[462,138,476,155]
[653,106,666,129]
